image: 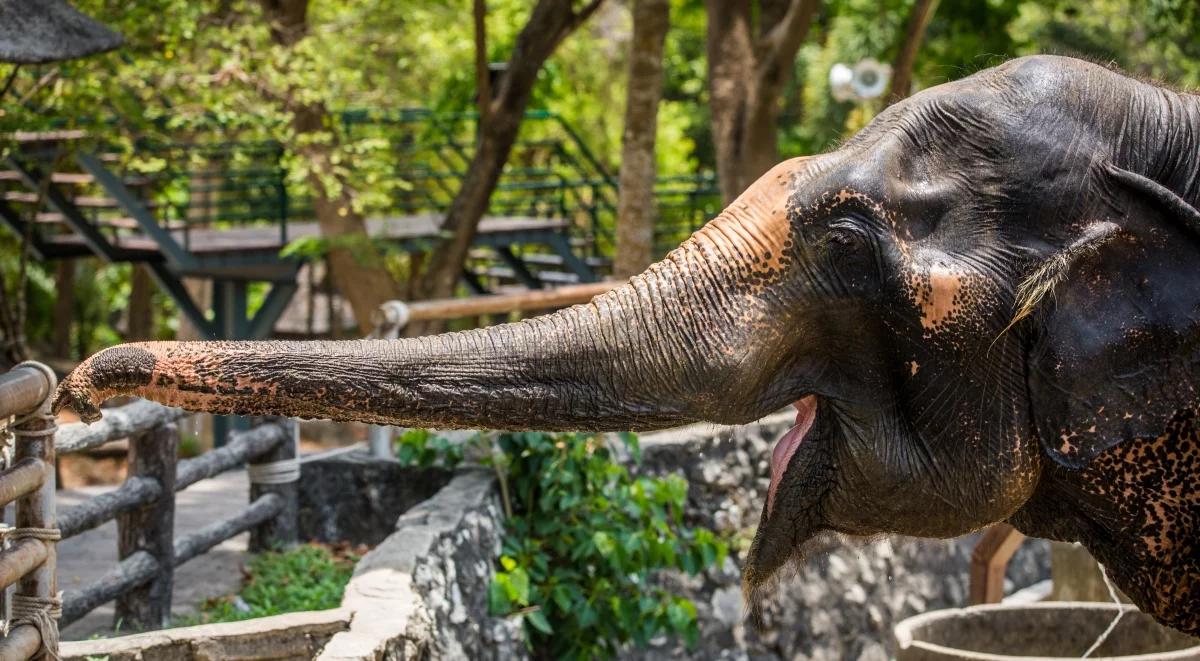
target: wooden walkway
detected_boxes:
[41,215,571,256]
[0,144,599,345]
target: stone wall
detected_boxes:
[298,446,452,546]
[630,415,1049,660]
[316,469,524,660]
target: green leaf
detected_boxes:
[592,531,615,557]
[488,579,511,615]
[509,567,530,606]
[525,608,553,635]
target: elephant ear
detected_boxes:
[1025,163,1200,469]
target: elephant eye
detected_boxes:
[826,219,867,248]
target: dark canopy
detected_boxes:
[0,0,122,64]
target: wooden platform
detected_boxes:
[43,214,571,256]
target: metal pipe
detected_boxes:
[0,366,51,420]
[0,459,45,509]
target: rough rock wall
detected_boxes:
[317,470,524,660]
[298,448,451,546]
[630,415,1050,660]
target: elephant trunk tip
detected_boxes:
[53,344,160,423]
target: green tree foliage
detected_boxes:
[1,0,1196,358]
[488,431,725,659]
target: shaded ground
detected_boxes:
[57,468,251,640]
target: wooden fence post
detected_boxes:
[115,423,178,631]
[248,419,298,553]
[969,523,1025,604]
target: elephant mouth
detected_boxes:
[767,395,819,517]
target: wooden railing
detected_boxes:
[0,362,61,659]
[371,280,621,335]
[0,363,299,658]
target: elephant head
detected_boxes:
[56,56,1200,635]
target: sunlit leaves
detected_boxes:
[489,431,725,659]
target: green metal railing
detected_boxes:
[18,110,720,270]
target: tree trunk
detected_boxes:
[884,0,939,107]
[127,264,154,341]
[52,259,75,358]
[474,0,490,124]
[706,0,819,204]
[615,0,670,278]
[259,0,402,334]
[412,0,607,313]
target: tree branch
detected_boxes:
[884,0,939,107]
[474,0,490,125]
[570,0,607,32]
[756,0,819,75]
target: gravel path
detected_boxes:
[54,468,252,640]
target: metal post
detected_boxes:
[212,279,251,446]
[367,426,393,459]
[367,301,409,459]
[115,423,178,631]
[248,420,298,552]
[9,361,59,659]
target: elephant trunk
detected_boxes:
[53,164,800,431]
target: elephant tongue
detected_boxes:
[767,396,818,517]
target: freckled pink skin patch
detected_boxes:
[768,395,819,517]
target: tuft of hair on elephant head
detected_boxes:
[56,55,1200,635]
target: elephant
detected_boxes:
[55,55,1199,636]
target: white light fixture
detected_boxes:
[829,58,892,102]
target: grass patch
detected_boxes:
[177,543,359,626]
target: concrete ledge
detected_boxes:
[317,469,522,660]
[60,607,351,660]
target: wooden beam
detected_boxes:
[58,476,161,539]
[247,280,299,340]
[76,152,196,270]
[969,523,1026,604]
[0,539,48,592]
[174,494,282,566]
[248,420,298,552]
[0,623,42,659]
[404,280,619,324]
[175,423,287,490]
[61,551,159,627]
[116,423,178,630]
[55,399,188,455]
[12,392,58,659]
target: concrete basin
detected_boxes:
[894,602,1200,660]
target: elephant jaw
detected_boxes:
[767,395,819,516]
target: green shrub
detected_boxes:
[489,431,726,660]
[180,544,357,625]
[393,427,466,469]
